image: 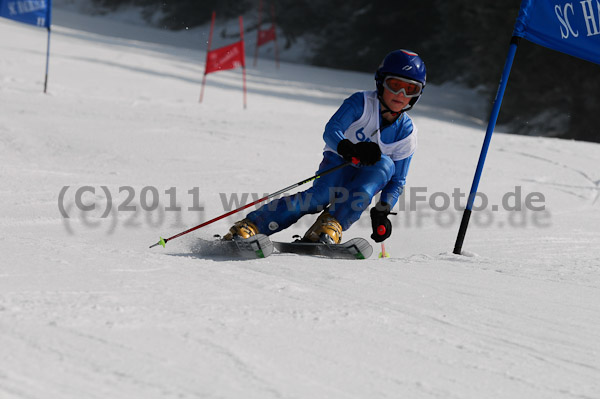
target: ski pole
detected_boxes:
[379,242,390,258]
[149,159,356,248]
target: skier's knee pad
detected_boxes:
[360,155,395,188]
[376,155,396,182]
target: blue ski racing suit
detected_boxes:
[246,90,416,235]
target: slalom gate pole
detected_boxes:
[239,16,247,109]
[199,11,216,103]
[253,0,262,67]
[271,4,280,69]
[453,37,520,255]
[149,160,354,249]
[43,27,51,93]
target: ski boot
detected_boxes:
[223,218,260,241]
[302,210,342,244]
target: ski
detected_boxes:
[192,234,274,259]
[273,238,373,260]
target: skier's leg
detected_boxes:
[240,152,349,236]
[330,155,395,230]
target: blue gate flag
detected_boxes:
[0,0,51,28]
[455,1,600,255]
[513,0,600,65]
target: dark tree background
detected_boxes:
[90,0,600,143]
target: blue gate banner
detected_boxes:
[0,0,51,28]
[513,0,600,64]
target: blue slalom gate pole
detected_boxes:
[43,26,51,93]
[453,37,520,255]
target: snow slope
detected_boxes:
[1,7,599,399]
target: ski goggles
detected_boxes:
[383,76,423,98]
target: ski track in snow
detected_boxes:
[497,147,600,204]
[1,6,600,399]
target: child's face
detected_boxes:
[382,87,411,113]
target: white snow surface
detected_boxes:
[1,7,600,399]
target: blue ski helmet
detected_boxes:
[375,49,427,111]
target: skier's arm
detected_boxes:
[323,92,364,150]
[380,155,413,208]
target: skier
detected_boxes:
[224,49,426,244]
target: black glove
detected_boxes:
[337,139,359,163]
[370,201,392,242]
[336,139,381,166]
[355,142,381,165]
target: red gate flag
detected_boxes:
[205,40,245,74]
[199,12,247,108]
[253,0,279,68]
[257,25,276,46]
